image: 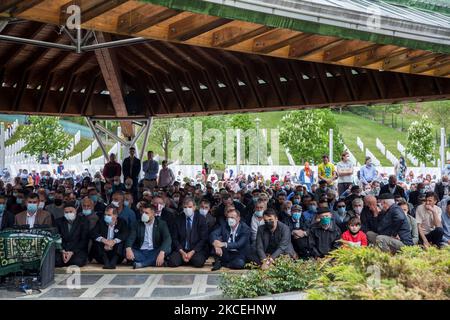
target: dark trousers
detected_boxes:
[55,251,87,268]
[338,182,352,197]
[215,249,246,269]
[292,236,310,259]
[92,242,124,267]
[247,246,261,266]
[422,227,444,246]
[167,250,206,268]
[132,248,160,267]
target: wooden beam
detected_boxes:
[0,0,22,13]
[37,72,54,112]
[354,45,403,67]
[434,62,450,77]
[324,40,378,62]
[212,25,272,48]
[253,30,310,54]
[117,5,180,34]
[8,0,45,16]
[60,0,127,25]
[410,56,449,74]
[383,50,438,70]
[289,35,344,59]
[59,74,77,114]
[287,61,307,104]
[95,31,133,137]
[168,14,231,41]
[13,70,30,111]
[81,74,99,114]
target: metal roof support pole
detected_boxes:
[94,122,129,146]
[85,117,109,162]
[139,117,153,163]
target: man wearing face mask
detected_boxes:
[349,198,364,218]
[55,203,89,267]
[380,175,406,199]
[88,187,106,215]
[434,175,449,201]
[152,195,175,233]
[308,208,342,258]
[90,205,129,269]
[199,199,216,234]
[168,198,208,268]
[360,157,377,187]
[254,209,296,269]
[103,182,113,204]
[366,193,413,253]
[111,191,136,228]
[281,204,310,259]
[9,188,26,215]
[408,182,426,207]
[210,208,251,271]
[248,199,266,244]
[112,176,126,193]
[125,203,172,269]
[46,191,65,222]
[14,193,52,228]
[333,199,352,232]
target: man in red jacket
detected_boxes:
[102,153,122,184]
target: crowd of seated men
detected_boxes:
[0,171,448,271]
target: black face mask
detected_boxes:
[54,199,63,206]
[265,221,274,230]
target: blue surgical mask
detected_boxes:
[90,195,98,203]
[27,203,38,213]
[124,200,130,207]
[254,210,263,218]
[309,205,317,213]
[104,215,113,225]
[292,212,301,221]
[82,209,92,216]
[337,207,346,215]
[0,204,5,212]
[16,198,23,205]
[253,197,259,203]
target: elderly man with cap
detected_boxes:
[366,193,413,253]
[54,202,89,267]
[281,204,311,259]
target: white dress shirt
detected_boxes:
[140,221,154,250]
[26,212,36,228]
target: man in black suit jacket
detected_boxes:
[434,176,449,201]
[254,209,296,269]
[122,147,141,193]
[152,196,176,233]
[214,194,249,227]
[210,208,250,271]
[125,203,172,269]
[0,195,14,230]
[168,198,209,267]
[55,203,89,267]
[380,175,406,199]
[90,205,129,269]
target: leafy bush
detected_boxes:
[307,246,450,300]
[219,247,450,300]
[218,255,321,299]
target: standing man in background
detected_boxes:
[122,147,141,194]
[143,151,159,191]
[336,151,354,197]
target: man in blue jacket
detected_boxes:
[210,208,251,271]
[367,193,413,253]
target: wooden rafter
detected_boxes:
[253,30,310,54]
[0,0,45,14]
[324,40,378,62]
[212,25,272,48]
[60,0,128,25]
[117,4,180,34]
[168,14,231,41]
[289,35,344,58]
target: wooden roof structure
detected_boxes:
[0,0,449,137]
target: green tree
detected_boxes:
[228,114,256,131]
[423,101,450,144]
[149,118,184,161]
[19,116,71,161]
[279,109,344,164]
[406,115,435,165]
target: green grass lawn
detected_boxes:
[66,137,92,158]
[5,125,22,147]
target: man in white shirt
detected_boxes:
[416,192,444,248]
[336,151,354,196]
[125,203,172,269]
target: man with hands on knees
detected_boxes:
[125,202,172,269]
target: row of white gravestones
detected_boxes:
[357,136,364,152]
[365,148,381,166]
[397,141,419,166]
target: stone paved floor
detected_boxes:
[0,273,222,300]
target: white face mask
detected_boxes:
[199,208,208,216]
[184,207,194,217]
[38,202,45,209]
[157,204,165,212]
[141,214,150,223]
[227,218,237,228]
[111,201,120,207]
[64,212,76,222]
[354,207,363,214]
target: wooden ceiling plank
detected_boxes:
[212,25,272,48]
[117,4,180,34]
[287,61,307,104]
[382,50,433,70]
[168,14,231,41]
[13,70,30,111]
[1,0,45,15]
[324,40,378,62]
[354,45,404,67]
[60,0,128,25]
[289,35,344,59]
[410,56,450,74]
[0,0,22,13]
[37,72,54,112]
[312,63,331,103]
[434,62,450,77]
[59,74,77,114]
[253,29,310,54]
[81,74,99,115]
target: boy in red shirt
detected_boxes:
[341,217,368,247]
